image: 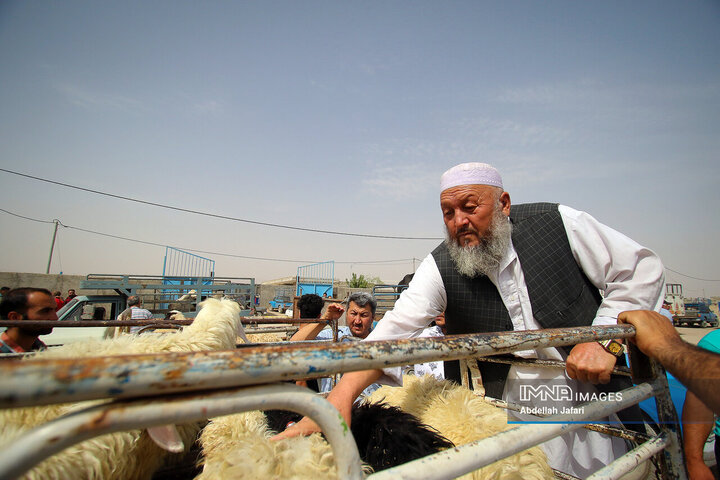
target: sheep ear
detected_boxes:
[147,425,184,453]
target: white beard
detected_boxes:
[445,210,512,278]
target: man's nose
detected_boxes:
[454,210,470,228]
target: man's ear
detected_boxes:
[7,311,23,321]
[499,191,511,216]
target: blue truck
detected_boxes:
[268,287,294,313]
[677,299,719,327]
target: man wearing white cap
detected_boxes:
[279,162,665,477]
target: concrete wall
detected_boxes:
[0,272,87,296]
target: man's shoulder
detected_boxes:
[317,326,353,340]
[315,327,336,340]
[509,202,560,221]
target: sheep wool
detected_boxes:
[0,297,243,480]
[366,375,554,480]
[197,411,338,480]
[196,375,553,480]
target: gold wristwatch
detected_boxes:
[598,339,624,357]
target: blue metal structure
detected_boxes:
[161,247,216,308]
[296,261,334,297]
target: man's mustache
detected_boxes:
[456,225,477,235]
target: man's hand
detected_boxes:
[617,310,683,359]
[566,341,617,384]
[272,369,380,441]
[271,383,354,441]
[323,303,345,321]
[272,415,324,440]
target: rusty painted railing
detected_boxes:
[0,384,362,480]
[0,324,687,479]
[0,325,635,408]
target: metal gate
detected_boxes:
[296,261,334,297]
[161,247,216,309]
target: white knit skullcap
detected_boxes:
[440,163,503,192]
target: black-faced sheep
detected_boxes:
[264,403,455,473]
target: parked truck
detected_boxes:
[664,283,718,327]
[268,286,294,313]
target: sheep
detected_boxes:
[197,410,339,479]
[165,309,187,320]
[196,374,553,480]
[0,297,243,480]
[263,403,455,473]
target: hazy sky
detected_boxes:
[1,1,718,296]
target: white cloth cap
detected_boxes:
[440,162,503,192]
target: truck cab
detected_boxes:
[268,295,293,313]
[44,295,142,346]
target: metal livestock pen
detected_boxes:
[0,324,686,479]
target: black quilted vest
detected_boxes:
[432,202,602,397]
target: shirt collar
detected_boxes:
[498,239,518,274]
[1,331,25,353]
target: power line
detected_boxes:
[0,208,419,265]
[0,208,55,225]
[5,207,716,280]
[664,267,720,282]
[0,168,442,240]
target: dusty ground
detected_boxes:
[676,325,718,346]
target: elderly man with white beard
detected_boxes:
[277,162,665,478]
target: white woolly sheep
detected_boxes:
[0,297,243,480]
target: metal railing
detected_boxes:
[0,325,687,479]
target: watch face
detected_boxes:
[607,341,623,356]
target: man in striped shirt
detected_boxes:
[117,295,153,334]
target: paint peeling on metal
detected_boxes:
[0,325,638,409]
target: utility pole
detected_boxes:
[46,220,59,274]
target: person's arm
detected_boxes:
[273,369,382,440]
[682,391,715,480]
[365,254,446,341]
[290,303,345,342]
[559,206,665,384]
[274,254,447,439]
[618,310,720,414]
